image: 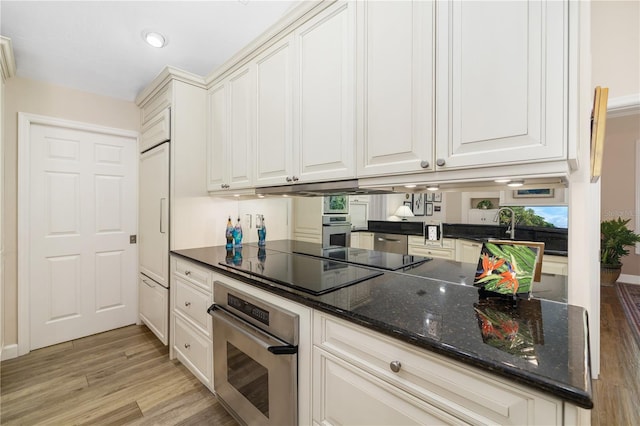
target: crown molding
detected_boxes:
[135,65,207,106]
[607,93,640,118]
[204,0,327,86]
[0,36,17,82]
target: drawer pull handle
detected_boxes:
[389,360,402,373]
[185,270,191,276]
[184,343,191,349]
[184,301,191,307]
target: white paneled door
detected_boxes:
[27,120,137,350]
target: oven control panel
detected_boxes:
[227,293,270,326]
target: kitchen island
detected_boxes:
[171,240,591,425]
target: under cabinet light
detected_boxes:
[507,180,525,187]
[494,178,511,183]
[426,184,439,191]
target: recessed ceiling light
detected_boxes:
[507,180,525,187]
[426,184,439,191]
[143,31,167,48]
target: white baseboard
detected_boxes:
[618,274,640,285]
[1,343,18,361]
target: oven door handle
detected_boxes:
[268,345,297,355]
[210,304,298,356]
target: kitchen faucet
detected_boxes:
[494,207,516,239]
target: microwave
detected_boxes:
[323,195,349,214]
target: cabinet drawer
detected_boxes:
[174,258,211,292]
[408,245,454,260]
[314,313,561,425]
[173,315,213,388]
[141,84,172,124]
[138,276,168,345]
[174,277,213,337]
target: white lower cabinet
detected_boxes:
[313,349,464,425]
[351,232,374,250]
[313,312,563,425]
[138,275,168,345]
[408,236,456,260]
[170,256,214,390]
[456,239,483,264]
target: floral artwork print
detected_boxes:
[473,299,539,362]
[473,242,539,295]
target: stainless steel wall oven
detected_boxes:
[322,214,351,248]
[209,282,299,425]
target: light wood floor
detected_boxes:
[2,286,639,425]
[0,325,237,425]
[591,284,640,425]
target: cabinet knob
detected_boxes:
[185,270,191,276]
[184,301,191,307]
[420,160,430,169]
[436,158,446,167]
[292,176,299,182]
[184,343,191,349]
[286,176,293,182]
[389,360,402,373]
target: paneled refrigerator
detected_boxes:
[138,141,170,344]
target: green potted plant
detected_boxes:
[600,217,640,286]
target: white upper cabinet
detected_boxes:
[206,82,227,191]
[435,1,567,170]
[254,35,295,187]
[294,1,356,183]
[206,65,255,192]
[356,1,434,177]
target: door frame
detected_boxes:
[17,113,139,356]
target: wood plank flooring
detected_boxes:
[591,284,640,425]
[2,285,639,425]
[0,325,237,425]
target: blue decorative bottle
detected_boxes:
[257,215,266,246]
[225,217,234,248]
[233,217,243,247]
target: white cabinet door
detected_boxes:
[357,1,434,177]
[254,36,295,187]
[294,1,356,183]
[456,239,483,264]
[292,197,322,243]
[227,66,254,189]
[139,142,170,287]
[468,208,498,225]
[206,82,227,191]
[206,66,254,192]
[435,1,567,169]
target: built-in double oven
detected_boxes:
[322,195,351,248]
[208,282,299,426]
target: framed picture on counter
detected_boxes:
[433,192,442,202]
[426,193,434,202]
[403,201,412,212]
[413,193,425,215]
[426,202,434,216]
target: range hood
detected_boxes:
[255,179,393,196]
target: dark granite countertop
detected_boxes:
[442,223,568,256]
[172,240,592,409]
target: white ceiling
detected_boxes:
[0,0,299,101]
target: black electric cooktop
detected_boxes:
[293,246,430,271]
[219,252,384,296]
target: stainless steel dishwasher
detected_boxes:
[373,232,408,255]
